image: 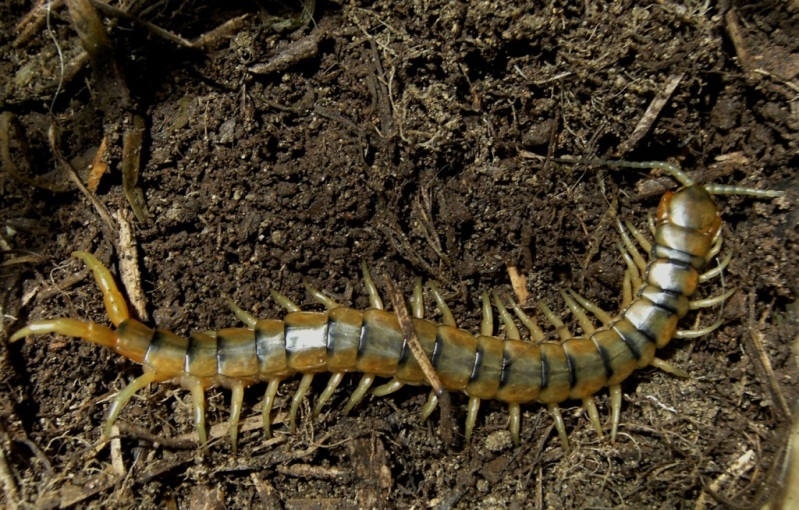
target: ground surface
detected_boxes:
[1,1,798,509]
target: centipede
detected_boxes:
[10,160,785,453]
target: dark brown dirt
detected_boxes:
[2,1,798,509]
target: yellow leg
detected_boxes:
[229,381,245,453]
[73,251,130,326]
[262,379,280,438]
[184,377,208,448]
[104,370,157,437]
[313,372,344,417]
[10,318,117,347]
[290,374,314,433]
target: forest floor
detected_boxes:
[1,1,798,509]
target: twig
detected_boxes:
[617,73,684,155]
[384,277,453,444]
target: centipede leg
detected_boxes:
[229,381,245,453]
[623,220,652,255]
[420,390,438,422]
[183,376,208,448]
[582,397,603,438]
[689,288,735,310]
[609,384,622,442]
[290,373,314,433]
[510,301,545,342]
[675,320,723,339]
[313,372,344,417]
[371,378,404,397]
[465,396,481,444]
[566,289,613,326]
[362,262,384,309]
[411,277,424,319]
[622,266,633,308]
[72,251,130,326]
[698,253,731,283]
[548,403,570,450]
[538,300,572,341]
[262,379,280,438]
[9,318,117,347]
[508,403,520,447]
[271,290,301,312]
[561,289,596,335]
[304,282,340,310]
[650,358,689,378]
[227,299,257,327]
[429,281,456,326]
[492,294,521,340]
[104,370,158,437]
[342,374,375,414]
[617,220,647,273]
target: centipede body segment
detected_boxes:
[11,162,785,452]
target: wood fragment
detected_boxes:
[250,473,281,510]
[87,137,109,192]
[116,209,149,321]
[384,277,453,445]
[121,115,149,223]
[249,31,322,75]
[276,463,349,481]
[506,266,529,304]
[746,291,791,419]
[109,424,126,476]
[617,73,684,155]
[695,450,755,510]
[188,485,226,510]
[0,435,19,510]
[49,125,118,236]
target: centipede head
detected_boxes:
[657,185,721,237]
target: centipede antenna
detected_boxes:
[704,184,785,198]
[554,157,695,186]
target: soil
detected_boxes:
[1,1,798,509]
